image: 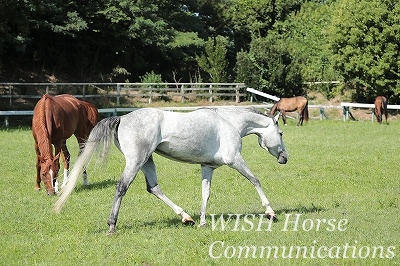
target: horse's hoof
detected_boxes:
[106,225,116,236]
[182,216,195,226]
[198,222,208,228]
[265,212,278,222]
[106,231,116,236]
[34,187,41,191]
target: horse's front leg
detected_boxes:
[142,156,194,226]
[281,111,287,125]
[229,155,277,221]
[199,166,214,227]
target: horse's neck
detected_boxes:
[270,102,278,114]
[219,109,271,137]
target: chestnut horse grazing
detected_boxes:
[374,96,388,124]
[270,96,309,126]
[32,94,98,195]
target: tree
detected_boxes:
[225,0,304,51]
[235,37,303,97]
[328,0,400,102]
[196,36,228,82]
[268,1,341,99]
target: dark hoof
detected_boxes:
[182,217,195,226]
[266,213,278,222]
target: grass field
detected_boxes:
[0,118,399,265]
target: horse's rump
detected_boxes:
[374,96,388,123]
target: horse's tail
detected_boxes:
[303,100,309,122]
[382,96,388,118]
[54,116,120,213]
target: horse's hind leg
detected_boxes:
[297,109,304,126]
[60,141,71,189]
[142,156,194,226]
[384,107,388,124]
[75,137,89,185]
[107,159,142,234]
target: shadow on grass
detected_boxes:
[74,179,116,193]
[103,204,326,234]
[275,204,325,215]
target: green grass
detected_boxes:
[0,119,399,265]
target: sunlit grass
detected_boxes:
[0,119,399,265]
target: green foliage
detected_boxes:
[226,0,304,39]
[235,37,304,97]
[328,0,400,101]
[51,11,88,36]
[2,0,400,103]
[1,121,399,264]
[140,71,164,84]
[196,36,228,82]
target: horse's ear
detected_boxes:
[274,112,280,122]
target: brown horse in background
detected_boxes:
[374,96,388,124]
[270,96,309,126]
[32,94,98,195]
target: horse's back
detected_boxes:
[117,108,236,164]
[33,94,98,142]
[118,108,223,139]
[276,96,307,111]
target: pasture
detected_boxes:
[0,118,399,265]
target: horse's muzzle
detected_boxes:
[278,150,288,164]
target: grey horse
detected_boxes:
[55,107,289,234]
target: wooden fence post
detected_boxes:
[116,84,121,105]
[235,84,239,103]
[148,87,152,104]
[181,84,185,103]
[9,85,12,108]
[209,84,213,102]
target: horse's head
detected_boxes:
[258,113,289,164]
[39,154,60,195]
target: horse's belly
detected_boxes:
[155,141,219,165]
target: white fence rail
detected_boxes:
[246,88,400,122]
[341,102,400,122]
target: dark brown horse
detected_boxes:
[374,96,388,124]
[32,94,98,195]
[270,96,309,126]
